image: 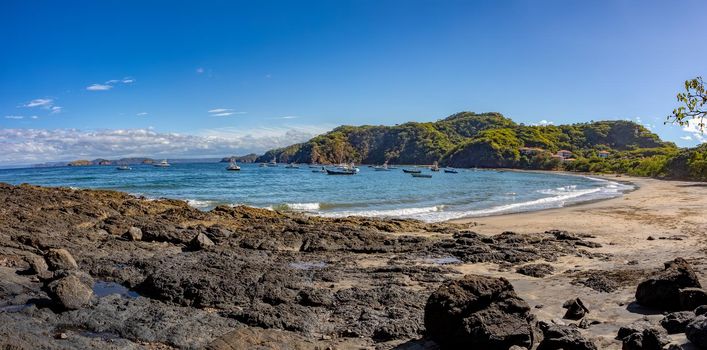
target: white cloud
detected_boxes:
[50,106,62,114]
[23,98,53,108]
[280,116,299,119]
[86,84,113,91]
[86,77,135,91]
[30,116,38,119]
[136,112,148,116]
[680,135,693,141]
[208,109,246,117]
[208,108,232,113]
[196,67,205,74]
[5,115,24,119]
[533,119,554,126]
[681,117,706,143]
[0,126,330,166]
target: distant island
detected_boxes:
[220,153,259,163]
[256,112,707,181]
[67,158,155,167]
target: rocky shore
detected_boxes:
[1,182,706,349]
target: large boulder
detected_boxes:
[635,258,701,310]
[537,321,597,350]
[45,248,78,271]
[424,274,538,349]
[686,315,707,348]
[46,274,93,310]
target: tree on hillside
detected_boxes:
[668,76,706,133]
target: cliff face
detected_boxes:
[256,112,672,169]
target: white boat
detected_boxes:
[153,159,170,167]
[285,163,300,169]
[226,160,241,171]
[267,158,278,167]
[116,165,131,171]
[431,161,440,172]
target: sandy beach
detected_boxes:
[448,175,707,348]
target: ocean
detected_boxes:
[0,162,633,222]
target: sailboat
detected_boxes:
[153,159,170,167]
[226,160,241,171]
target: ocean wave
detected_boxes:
[322,205,445,219]
[185,199,218,208]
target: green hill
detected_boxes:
[256,112,678,171]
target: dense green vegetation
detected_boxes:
[256,112,706,181]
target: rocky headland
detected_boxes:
[0,180,706,349]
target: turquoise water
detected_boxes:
[0,163,632,222]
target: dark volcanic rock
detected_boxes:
[696,305,707,316]
[660,311,695,334]
[679,287,707,311]
[537,321,597,350]
[45,248,78,271]
[189,232,215,250]
[124,226,143,241]
[635,258,702,310]
[686,315,707,348]
[25,254,49,275]
[562,298,589,320]
[618,318,658,340]
[46,274,93,310]
[424,274,538,350]
[516,263,554,278]
[621,328,669,350]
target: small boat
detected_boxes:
[259,163,267,167]
[116,165,131,171]
[431,161,440,172]
[326,168,356,175]
[153,159,170,167]
[285,163,300,169]
[444,169,458,174]
[402,169,422,174]
[411,173,432,178]
[312,166,326,173]
[374,161,391,171]
[267,158,278,167]
[226,160,241,171]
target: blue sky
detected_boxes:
[1,0,706,165]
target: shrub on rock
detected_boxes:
[424,274,538,350]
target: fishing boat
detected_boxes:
[326,168,356,175]
[285,163,300,169]
[153,159,170,167]
[116,165,131,171]
[431,161,440,172]
[444,168,458,174]
[411,173,432,178]
[402,169,422,174]
[226,160,241,171]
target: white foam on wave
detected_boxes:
[185,199,217,209]
[319,177,633,223]
[286,202,321,211]
[321,205,445,219]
